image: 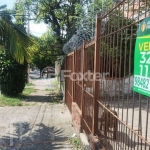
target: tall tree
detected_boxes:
[14,0,91,40]
[31,30,64,73]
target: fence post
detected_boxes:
[92,13,101,135]
[81,41,85,131]
[72,51,75,102]
[64,56,67,104]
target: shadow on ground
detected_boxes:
[0,122,71,150]
[23,92,63,104]
[98,130,150,150]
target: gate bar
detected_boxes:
[82,42,85,111]
[92,13,101,135]
[98,100,150,145]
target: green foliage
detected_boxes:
[57,55,65,67]
[69,137,82,150]
[0,53,28,96]
[14,0,90,40]
[45,78,64,104]
[31,31,63,72]
[51,79,59,91]
[0,7,37,98]
[101,10,137,77]
[74,0,113,29]
[14,0,33,24]
[22,87,36,95]
[32,51,54,72]
[47,91,63,104]
[0,85,36,106]
[26,82,34,86]
[0,19,36,64]
[35,0,80,39]
[0,95,23,106]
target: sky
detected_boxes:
[0,0,48,37]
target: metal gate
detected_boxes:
[96,0,150,149]
[82,41,95,134]
[65,0,150,149]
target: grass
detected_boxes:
[51,79,60,91]
[22,87,36,95]
[45,88,55,92]
[45,80,64,93]
[45,88,57,93]
[26,82,34,86]
[0,80,64,106]
[48,91,63,104]
[0,95,23,106]
[69,137,82,150]
[45,79,60,94]
[0,84,36,106]
[45,79,65,104]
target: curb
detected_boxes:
[80,133,91,150]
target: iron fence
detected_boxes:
[65,0,150,149]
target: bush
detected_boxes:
[0,53,28,96]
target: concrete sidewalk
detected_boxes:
[0,74,76,150]
[0,104,75,150]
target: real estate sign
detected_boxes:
[134,17,150,97]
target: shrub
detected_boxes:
[0,53,28,96]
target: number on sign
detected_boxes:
[146,52,150,64]
[139,65,149,77]
[140,52,146,63]
[140,52,150,64]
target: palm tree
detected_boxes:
[0,13,36,64]
[0,13,37,96]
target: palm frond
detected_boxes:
[0,19,37,64]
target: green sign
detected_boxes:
[134,17,150,97]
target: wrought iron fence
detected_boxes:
[65,0,150,149]
[97,0,150,149]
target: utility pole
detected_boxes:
[27,2,30,83]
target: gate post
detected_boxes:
[73,51,75,102]
[92,13,101,135]
[81,41,85,115]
